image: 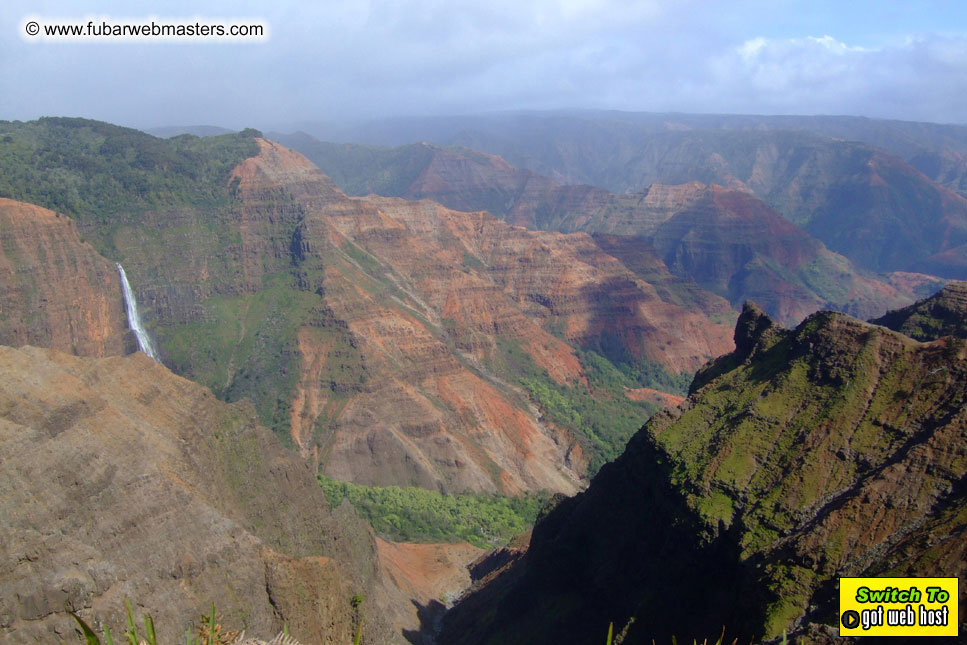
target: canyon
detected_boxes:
[1,114,965,643]
[281,135,943,326]
[0,120,736,497]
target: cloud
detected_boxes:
[1,0,965,127]
[700,33,967,121]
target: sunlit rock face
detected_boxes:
[0,198,128,357]
[0,345,398,644]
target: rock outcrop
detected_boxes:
[374,538,485,638]
[873,281,967,341]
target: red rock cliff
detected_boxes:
[0,198,128,356]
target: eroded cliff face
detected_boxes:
[322,195,733,375]
[227,138,346,291]
[0,127,733,496]
[219,140,733,494]
[225,143,585,495]
[440,295,967,644]
[286,137,929,326]
[372,122,967,280]
[555,181,921,325]
[0,345,399,644]
[0,198,129,356]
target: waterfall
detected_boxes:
[117,263,160,362]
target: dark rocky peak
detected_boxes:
[688,301,790,395]
[733,301,775,358]
[691,301,782,393]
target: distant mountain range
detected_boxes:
[280,110,967,196]
[273,133,945,324]
[277,111,967,280]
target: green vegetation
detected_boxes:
[461,251,486,272]
[490,338,663,474]
[160,273,309,439]
[873,283,967,341]
[71,601,302,644]
[319,476,549,548]
[71,599,163,645]
[640,310,967,637]
[580,349,692,396]
[0,117,259,255]
[159,272,365,441]
[340,239,382,275]
[351,595,364,645]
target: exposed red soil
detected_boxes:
[624,387,686,408]
[376,539,485,609]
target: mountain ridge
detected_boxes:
[873,281,967,341]
[278,114,967,279]
[281,110,967,197]
[439,287,967,643]
[278,134,935,325]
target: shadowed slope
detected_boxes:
[440,296,967,643]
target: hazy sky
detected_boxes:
[2,0,966,130]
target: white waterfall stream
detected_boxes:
[117,263,160,361]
